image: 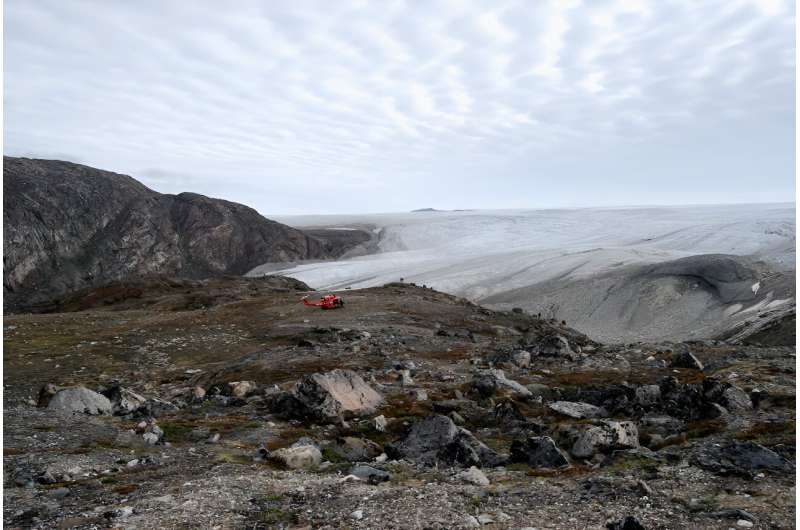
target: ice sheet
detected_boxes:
[260,204,796,302]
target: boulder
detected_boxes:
[472,369,532,398]
[332,437,383,462]
[47,387,112,415]
[100,384,147,415]
[411,388,428,401]
[671,351,704,370]
[509,436,570,469]
[372,415,388,432]
[270,439,322,469]
[349,465,390,484]
[702,379,753,414]
[634,385,661,407]
[493,350,531,368]
[639,415,685,436]
[129,397,179,419]
[691,440,794,477]
[277,369,383,421]
[398,369,414,386]
[191,386,206,401]
[458,466,490,486]
[720,386,753,413]
[385,415,504,467]
[36,383,58,408]
[535,335,572,357]
[227,381,258,399]
[564,421,639,459]
[493,400,526,425]
[548,401,607,419]
[509,350,531,368]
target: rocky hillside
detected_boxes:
[3,282,795,528]
[3,157,363,312]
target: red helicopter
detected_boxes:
[301,293,344,310]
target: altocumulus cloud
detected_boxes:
[3,0,795,214]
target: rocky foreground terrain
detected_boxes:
[3,157,370,312]
[3,278,796,529]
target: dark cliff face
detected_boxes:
[3,157,330,311]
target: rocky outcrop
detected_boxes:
[272,370,383,422]
[99,384,147,415]
[3,157,358,311]
[385,415,504,467]
[671,351,704,370]
[548,401,607,419]
[558,421,639,459]
[691,440,794,477]
[46,387,112,415]
[270,439,322,469]
[472,369,532,398]
[509,436,570,469]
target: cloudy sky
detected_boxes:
[4,0,796,215]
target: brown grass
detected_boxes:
[113,484,138,495]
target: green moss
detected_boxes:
[468,495,483,508]
[321,446,347,464]
[214,451,252,465]
[159,421,195,443]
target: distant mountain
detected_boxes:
[3,157,357,311]
[411,208,439,212]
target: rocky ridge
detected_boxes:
[3,157,368,312]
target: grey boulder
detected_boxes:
[47,387,112,415]
[509,436,570,469]
[560,421,639,459]
[691,440,794,476]
[274,369,383,421]
[472,369,532,398]
[385,414,504,468]
[535,335,572,357]
[671,351,704,370]
[100,384,147,415]
[270,439,322,469]
[548,401,607,419]
[349,465,391,484]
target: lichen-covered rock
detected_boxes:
[331,437,383,462]
[385,415,504,467]
[46,387,112,415]
[562,421,639,459]
[509,436,570,469]
[639,415,685,436]
[634,385,661,406]
[691,440,794,477]
[349,465,390,484]
[458,466,490,486]
[548,401,607,419]
[472,369,531,398]
[535,335,572,357]
[227,380,258,399]
[100,384,147,415]
[292,370,383,420]
[270,439,322,469]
